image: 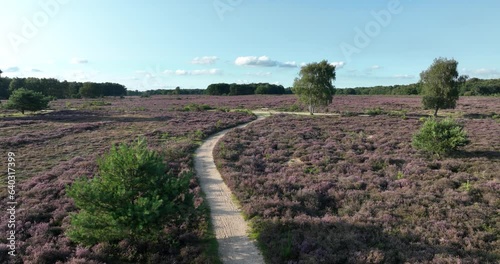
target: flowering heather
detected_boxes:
[0,105,255,263]
[45,95,499,118]
[48,95,299,113]
[214,114,499,263]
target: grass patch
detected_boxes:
[365,107,385,116]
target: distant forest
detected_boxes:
[0,77,499,100]
[335,78,500,96]
[0,77,126,99]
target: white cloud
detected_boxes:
[191,69,222,75]
[462,68,500,78]
[31,69,42,72]
[4,66,20,72]
[164,68,222,76]
[235,56,278,67]
[393,74,415,79]
[245,72,272,76]
[280,61,298,68]
[370,65,382,70]
[175,70,188,76]
[330,61,346,69]
[235,56,300,68]
[191,56,219,65]
[71,58,88,64]
[163,70,174,75]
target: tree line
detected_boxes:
[0,77,126,99]
[334,78,500,96]
[1,75,498,100]
[206,83,289,95]
[130,87,207,96]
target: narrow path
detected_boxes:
[194,116,266,264]
[194,112,339,263]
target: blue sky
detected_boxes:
[1,0,499,90]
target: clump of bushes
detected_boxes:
[3,88,51,114]
[412,117,470,156]
[81,100,112,108]
[66,138,193,246]
[365,107,385,116]
[341,111,358,117]
[183,103,213,112]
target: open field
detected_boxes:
[0,97,255,263]
[44,95,500,118]
[214,102,499,262]
[0,95,498,263]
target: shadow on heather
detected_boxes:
[256,220,499,263]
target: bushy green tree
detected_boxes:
[206,83,230,95]
[4,88,50,114]
[420,58,461,117]
[66,138,193,246]
[412,118,470,156]
[292,60,336,114]
[79,82,101,98]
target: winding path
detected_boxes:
[194,116,266,264]
[194,111,342,263]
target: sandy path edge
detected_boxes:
[194,116,266,264]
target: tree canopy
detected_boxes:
[1,77,126,99]
[206,82,286,95]
[292,60,336,114]
[66,139,193,245]
[4,88,51,114]
[420,58,461,117]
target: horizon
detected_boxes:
[1,0,499,91]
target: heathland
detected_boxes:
[0,94,499,263]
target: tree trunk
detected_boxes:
[434,106,439,117]
[309,90,313,115]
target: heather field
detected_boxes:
[0,95,499,263]
[46,95,499,118]
[0,97,255,263]
[214,114,499,263]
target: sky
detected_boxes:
[1,0,499,90]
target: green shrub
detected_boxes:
[388,110,407,119]
[183,103,213,112]
[217,107,230,112]
[90,100,111,106]
[365,107,384,116]
[4,88,51,114]
[412,117,470,156]
[278,104,302,112]
[66,138,193,246]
